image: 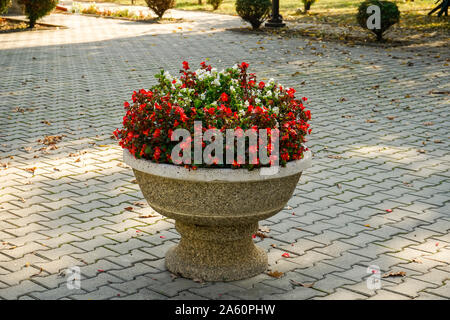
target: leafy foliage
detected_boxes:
[114,61,311,169]
[145,0,175,18]
[357,0,400,41]
[235,0,271,30]
[0,0,11,14]
[18,0,57,28]
[207,0,223,10]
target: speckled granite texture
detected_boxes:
[125,151,310,281]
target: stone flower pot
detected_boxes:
[124,149,312,281]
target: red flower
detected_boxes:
[153,128,161,139]
[220,92,228,102]
[153,147,161,161]
[240,62,249,70]
[258,81,265,89]
[182,61,189,70]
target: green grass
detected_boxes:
[74,0,449,31]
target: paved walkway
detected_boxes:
[0,8,449,300]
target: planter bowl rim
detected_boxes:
[123,147,312,182]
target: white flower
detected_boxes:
[255,98,261,104]
[200,93,206,100]
[272,107,279,115]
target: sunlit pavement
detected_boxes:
[0,9,449,300]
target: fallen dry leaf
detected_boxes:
[267,270,284,278]
[24,167,36,174]
[39,135,64,146]
[290,279,314,288]
[258,226,270,233]
[255,231,270,239]
[327,155,342,159]
[366,119,377,123]
[382,271,406,278]
[138,215,157,219]
[124,207,133,211]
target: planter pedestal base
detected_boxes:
[165,221,267,281]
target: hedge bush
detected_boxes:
[18,0,57,28]
[0,0,11,14]
[236,0,271,30]
[145,0,175,18]
[357,0,400,41]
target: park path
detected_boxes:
[0,7,449,300]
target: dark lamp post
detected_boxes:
[265,0,285,28]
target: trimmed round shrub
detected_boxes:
[302,0,317,14]
[145,0,175,18]
[0,0,12,14]
[357,0,400,41]
[207,0,223,11]
[236,0,271,30]
[18,0,57,28]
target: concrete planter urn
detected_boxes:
[124,148,312,281]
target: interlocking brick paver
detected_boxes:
[382,278,439,298]
[0,5,448,300]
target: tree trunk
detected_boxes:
[198,0,202,4]
[304,2,311,13]
[376,31,383,42]
[7,0,23,15]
